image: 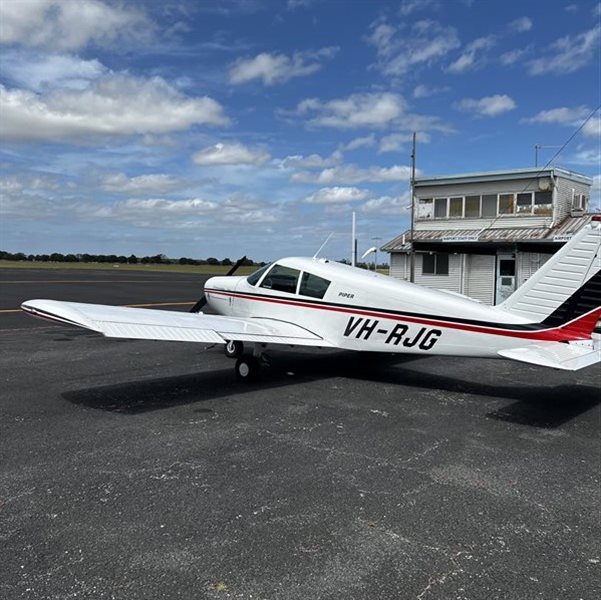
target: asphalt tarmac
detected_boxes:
[1,268,599,600]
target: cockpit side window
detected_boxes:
[299,271,331,299]
[259,264,300,294]
[246,263,271,286]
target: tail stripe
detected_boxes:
[542,271,601,327]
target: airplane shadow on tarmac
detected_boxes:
[62,350,599,428]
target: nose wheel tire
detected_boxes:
[224,340,244,358]
[235,356,260,382]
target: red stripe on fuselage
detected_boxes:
[205,289,597,342]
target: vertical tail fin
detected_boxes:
[499,217,601,331]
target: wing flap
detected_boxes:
[498,339,601,371]
[21,300,332,347]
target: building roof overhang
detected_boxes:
[414,167,592,188]
[381,214,597,253]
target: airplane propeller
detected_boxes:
[190,255,247,313]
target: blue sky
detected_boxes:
[1,0,599,262]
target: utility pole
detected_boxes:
[351,211,356,267]
[409,131,416,283]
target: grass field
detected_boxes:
[0,260,258,275]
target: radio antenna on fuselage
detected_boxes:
[313,232,334,259]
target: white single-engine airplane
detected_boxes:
[22,218,601,381]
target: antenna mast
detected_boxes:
[409,131,416,283]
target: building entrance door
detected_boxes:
[495,253,516,304]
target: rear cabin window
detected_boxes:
[260,264,300,294]
[246,263,271,286]
[299,272,331,299]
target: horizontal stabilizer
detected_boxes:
[21,300,332,347]
[498,339,601,371]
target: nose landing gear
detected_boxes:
[224,340,244,358]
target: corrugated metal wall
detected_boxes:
[389,253,408,280]
[554,179,590,223]
[517,252,552,288]
[464,255,495,303]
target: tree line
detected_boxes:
[0,251,262,267]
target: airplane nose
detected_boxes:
[206,276,233,291]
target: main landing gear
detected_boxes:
[226,342,270,382]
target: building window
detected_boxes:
[482,194,497,217]
[534,190,553,214]
[465,195,480,217]
[422,253,449,276]
[516,192,533,213]
[417,198,433,218]
[449,197,463,217]
[499,193,514,214]
[434,197,447,218]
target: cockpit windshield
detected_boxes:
[246,263,271,286]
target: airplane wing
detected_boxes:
[21,299,334,347]
[498,339,601,371]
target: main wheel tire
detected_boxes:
[235,356,260,382]
[224,340,244,358]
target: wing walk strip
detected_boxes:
[205,288,600,342]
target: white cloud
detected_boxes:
[192,142,270,166]
[361,192,411,215]
[304,186,370,204]
[103,197,219,217]
[339,135,376,151]
[413,84,448,98]
[500,48,528,66]
[525,106,599,139]
[281,152,342,169]
[295,92,406,129]
[567,149,601,165]
[508,17,532,33]
[102,173,183,195]
[378,133,413,153]
[0,50,106,92]
[528,26,601,75]
[399,0,440,16]
[455,94,516,117]
[0,75,229,142]
[594,3,601,17]
[526,106,591,124]
[292,164,413,184]
[229,47,338,85]
[367,18,460,77]
[0,0,152,51]
[447,35,496,73]
[583,117,601,138]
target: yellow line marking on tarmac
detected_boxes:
[0,301,196,314]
